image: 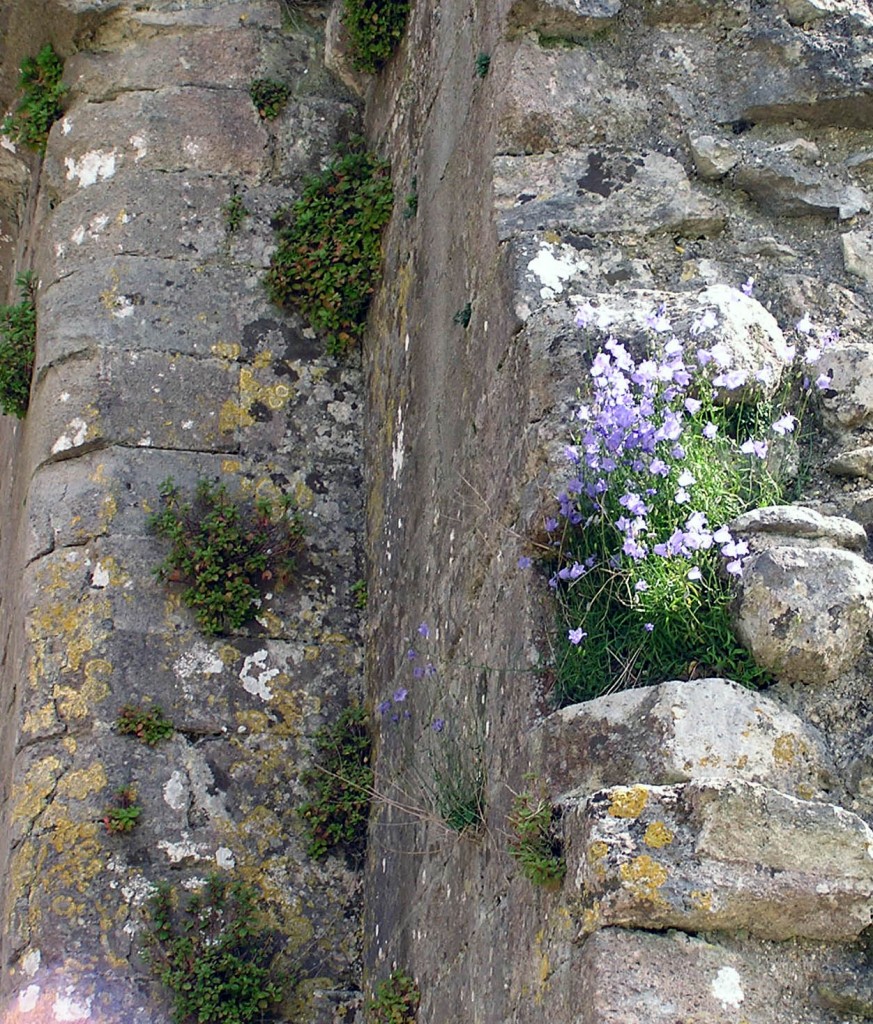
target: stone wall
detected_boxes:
[0,3,367,1022]
[362,0,873,1020]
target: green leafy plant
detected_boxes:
[403,177,418,220]
[117,702,175,746]
[350,578,368,609]
[145,873,284,1024]
[249,78,291,120]
[149,478,304,636]
[0,271,37,418]
[299,704,373,860]
[475,52,491,78]
[507,780,566,887]
[222,192,248,234]
[1,44,67,154]
[103,785,142,834]
[265,144,394,356]
[342,0,411,74]
[367,969,420,1024]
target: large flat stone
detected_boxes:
[567,779,873,940]
[533,677,835,800]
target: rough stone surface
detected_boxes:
[567,779,873,940]
[730,504,868,552]
[687,133,739,180]
[534,677,836,800]
[827,445,873,479]
[842,230,873,287]
[733,545,873,683]
[819,342,873,429]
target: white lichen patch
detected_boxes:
[18,985,40,1013]
[163,770,190,812]
[157,838,206,864]
[111,295,136,319]
[711,966,744,1008]
[174,642,224,680]
[21,949,41,978]
[53,986,93,1021]
[239,649,279,701]
[60,117,73,136]
[64,149,119,188]
[527,244,584,300]
[391,405,404,481]
[129,133,147,162]
[215,846,235,869]
[51,418,89,455]
[90,562,110,589]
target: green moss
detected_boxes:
[265,144,393,356]
[249,79,291,120]
[0,271,37,418]
[368,969,420,1024]
[342,0,410,74]
[1,44,67,154]
[117,702,174,746]
[507,782,566,887]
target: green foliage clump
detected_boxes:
[117,703,174,746]
[0,271,37,419]
[146,874,284,1024]
[265,145,393,356]
[249,78,291,120]
[350,578,368,609]
[299,705,373,860]
[1,44,67,154]
[222,193,248,234]
[367,969,420,1024]
[452,302,472,329]
[103,785,142,834]
[149,478,304,636]
[342,0,411,74]
[507,782,566,887]
[475,52,491,78]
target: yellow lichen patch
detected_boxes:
[253,349,273,370]
[55,763,108,801]
[12,756,63,832]
[218,643,241,666]
[99,266,122,311]
[234,865,314,949]
[219,398,255,433]
[587,840,609,877]
[99,492,118,527]
[796,782,814,800]
[211,341,241,360]
[773,733,803,765]
[221,458,242,474]
[240,367,294,413]
[608,785,649,819]
[538,952,550,984]
[293,479,315,509]
[697,754,722,768]
[23,701,58,738]
[304,646,320,662]
[619,855,668,903]
[55,658,112,720]
[236,710,271,735]
[255,610,284,635]
[542,229,561,245]
[28,557,111,672]
[690,889,714,912]
[580,905,601,934]
[643,821,674,849]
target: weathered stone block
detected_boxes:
[730,504,868,552]
[507,0,622,39]
[733,545,873,683]
[687,133,739,180]
[533,677,835,799]
[820,342,873,429]
[567,779,873,940]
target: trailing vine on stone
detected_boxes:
[0,271,37,419]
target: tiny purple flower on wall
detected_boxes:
[796,313,813,334]
[575,302,595,328]
[740,439,768,459]
[687,566,702,581]
[684,397,702,415]
[635,580,649,592]
[431,718,445,733]
[518,556,532,569]
[568,627,587,645]
[771,414,796,435]
[713,369,747,390]
[741,277,755,296]
[545,517,559,532]
[407,649,417,660]
[702,423,718,439]
[393,688,408,703]
[815,373,832,391]
[418,622,430,638]
[413,666,424,679]
[710,342,732,368]
[644,622,655,632]
[378,700,391,715]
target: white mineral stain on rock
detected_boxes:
[71,226,86,246]
[60,117,73,136]
[129,134,147,162]
[51,418,88,454]
[528,244,580,300]
[18,985,39,1013]
[392,405,404,481]
[216,846,235,869]
[239,650,279,701]
[174,642,224,680]
[163,770,189,812]
[711,966,744,1008]
[53,987,92,1020]
[1,133,16,154]
[157,838,205,864]
[90,562,110,589]
[64,149,118,187]
[111,295,136,319]
[21,949,41,978]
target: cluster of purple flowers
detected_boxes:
[378,622,445,731]
[552,296,833,648]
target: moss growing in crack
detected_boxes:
[149,477,304,636]
[342,0,410,74]
[1,44,67,154]
[0,271,36,418]
[367,969,420,1024]
[103,785,142,834]
[507,780,566,887]
[117,702,174,746]
[145,873,285,1024]
[249,78,291,120]
[265,143,393,356]
[299,704,373,861]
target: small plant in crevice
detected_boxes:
[342,0,411,75]
[103,785,142,834]
[403,177,418,220]
[117,702,175,746]
[0,271,37,419]
[265,142,394,357]
[299,704,373,861]
[377,623,486,835]
[249,78,291,120]
[545,291,833,706]
[1,44,67,154]
[145,873,284,1024]
[453,302,472,329]
[350,578,368,610]
[222,192,248,234]
[148,477,304,636]
[475,52,491,78]
[507,778,566,887]
[367,969,420,1024]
